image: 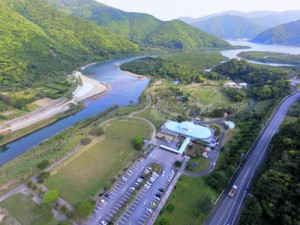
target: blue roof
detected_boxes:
[164,121,212,139]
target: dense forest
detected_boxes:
[0,0,138,90]
[213,59,291,100]
[120,53,227,84]
[45,0,232,50]
[240,117,300,225]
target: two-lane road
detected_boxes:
[207,92,300,225]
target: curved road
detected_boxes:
[206,91,300,225]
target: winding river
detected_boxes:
[1,41,300,166]
[0,57,149,166]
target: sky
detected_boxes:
[96,0,300,20]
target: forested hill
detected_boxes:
[45,0,232,50]
[0,0,138,88]
[191,15,265,39]
[252,20,300,46]
[240,117,300,225]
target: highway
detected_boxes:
[206,91,300,225]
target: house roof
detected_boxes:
[164,121,212,139]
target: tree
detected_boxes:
[133,136,144,150]
[90,127,104,136]
[76,201,95,218]
[174,160,182,168]
[158,217,170,225]
[81,137,92,145]
[37,160,50,170]
[43,189,59,204]
[166,204,175,213]
[60,222,70,225]
[37,171,50,183]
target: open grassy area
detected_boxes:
[46,119,151,205]
[0,193,57,225]
[136,108,167,130]
[185,157,210,173]
[155,175,218,225]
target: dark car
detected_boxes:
[104,193,111,199]
[159,188,164,193]
[155,193,161,198]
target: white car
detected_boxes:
[202,153,208,158]
[100,220,107,225]
[122,176,128,181]
[100,199,107,205]
[146,208,153,213]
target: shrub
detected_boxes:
[90,127,104,136]
[37,160,50,170]
[76,200,95,218]
[166,204,175,213]
[37,171,50,183]
[43,189,59,204]
[174,160,182,167]
[133,136,143,150]
[81,137,92,145]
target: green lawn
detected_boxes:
[46,119,150,205]
[185,157,210,173]
[0,193,57,225]
[155,175,218,225]
[136,108,167,130]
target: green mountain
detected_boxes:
[252,20,300,46]
[191,15,265,39]
[45,0,231,50]
[0,0,138,89]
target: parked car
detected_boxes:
[146,208,153,213]
[159,188,165,193]
[100,199,107,205]
[150,202,157,208]
[104,193,111,199]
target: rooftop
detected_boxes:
[164,121,212,140]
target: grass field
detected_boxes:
[46,119,151,205]
[155,175,218,225]
[185,157,210,173]
[0,193,57,225]
[136,108,167,130]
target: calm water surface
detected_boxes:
[0,57,149,166]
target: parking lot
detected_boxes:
[88,147,181,225]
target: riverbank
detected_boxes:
[0,71,109,135]
[117,67,148,80]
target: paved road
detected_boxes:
[206,92,300,225]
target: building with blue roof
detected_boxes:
[160,120,215,143]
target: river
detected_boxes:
[1,41,300,166]
[0,57,149,166]
[221,40,300,66]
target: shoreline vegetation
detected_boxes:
[0,76,150,196]
[0,68,110,147]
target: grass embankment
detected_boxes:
[46,119,152,205]
[0,105,118,196]
[0,193,57,225]
[0,103,84,147]
[155,175,218,225]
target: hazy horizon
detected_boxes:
[97,0,300,21]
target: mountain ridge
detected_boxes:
[45,0,231,50]
[251,20,300,46]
